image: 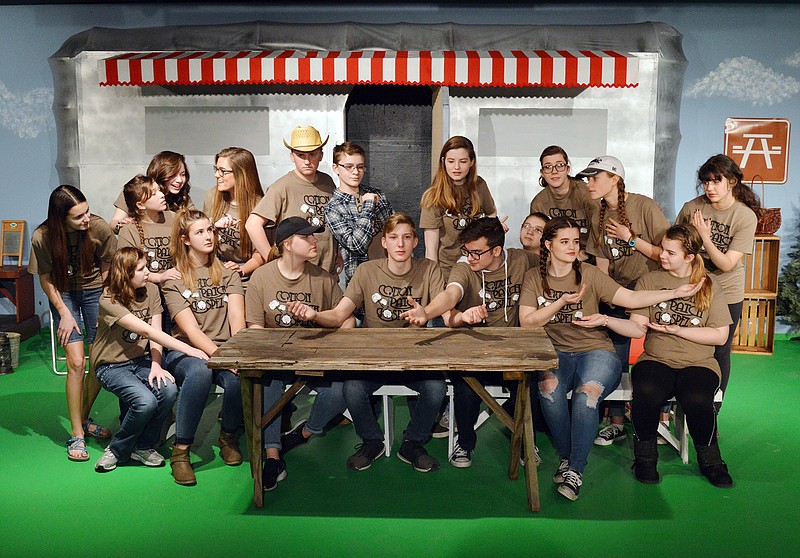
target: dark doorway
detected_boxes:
[345,84,433,257]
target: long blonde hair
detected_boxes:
[420,136,481,216]
[209,147,264,259]
[171,209,224,291]
[664,224,713,312]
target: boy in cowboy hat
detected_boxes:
[246,125,341,275]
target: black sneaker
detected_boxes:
[280,420,310,454]
[449,442,472,468]
[558,470,582,501]
[262,458,287,491]
[431,414,450,439]
[346,440,385,471]
[397,440,439,473]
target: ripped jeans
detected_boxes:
[539,349,621,474]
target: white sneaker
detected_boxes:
[95,447,118,472]
[130,448,166,467]
[594,424,626,446]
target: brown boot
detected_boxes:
[218,431,243,466]
[170,446,196,486]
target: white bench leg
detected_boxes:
[382,394,394,457]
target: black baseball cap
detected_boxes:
[274,216,324,246]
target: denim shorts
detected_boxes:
[49,287,102,345]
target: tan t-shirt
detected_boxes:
[345,258,445,328]
[163,267,244,344]
[519,264,619,353]
[117,211,175,273]
[587,193,670,288]
[419,176,497,277]
[632,271,732,378]
[203,188,262,265]
[29,215,117,291]
[91,283,163,369]
[245,260,343,328]
[676,196,757,304]
[447,248,536,327]
[530,179,597,247]
[252,171,337,274]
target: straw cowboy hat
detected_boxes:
[283,125,329,152]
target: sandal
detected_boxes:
[66,437,90,462]
[83,418,112,440]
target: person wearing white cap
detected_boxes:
[245,125,341,276]
[577,155,670,447]
[245,216,354,491]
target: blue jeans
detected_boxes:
[261,376,346,449]
[96,356,178,460]
[49,287,102,344]
[162,350,243,446]
[344,376,446,444]
[538,349,621,474]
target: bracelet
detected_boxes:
[603,315,609,328]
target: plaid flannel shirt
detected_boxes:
[324,185,394,284]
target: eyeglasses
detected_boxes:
[336,164,366,174]
[213,166,234,176]
[541,162,567,174]
[522,224,544,233]
[460,246,493,259]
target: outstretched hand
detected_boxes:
[400,296,428,326]
[646,321,680,334]
[460,304,489,325]
[559,283,587,306]
[673,277,705,298]
[572,313,606,328]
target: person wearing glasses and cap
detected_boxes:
[245,216,355,491]
[529,145,596,257]
[402,217,538,468]
[245,125,341,276]
[324,141,394,286]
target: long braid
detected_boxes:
[616,178,634,236]
[539,242,551,296]
[133,217,148,267]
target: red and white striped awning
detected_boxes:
[99,50,638,88]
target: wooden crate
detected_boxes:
[732,296,776,355]
[732,235,779,355]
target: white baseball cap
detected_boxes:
[576,156,625,181]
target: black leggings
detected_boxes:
[714,301,742,399]
[631,360,720,447]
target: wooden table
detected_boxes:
[208,327,557,511]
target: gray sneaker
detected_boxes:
[553,458,570,483]
[95,447,118,472]
[449,442,472,468]
[130,448,166,467]
[346,440,385,471]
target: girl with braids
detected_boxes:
[117,175,181,286]
[529,145,596,253]
[203,147,265,280]
[621,224,733,487]
[420,136,499,279]
[578,156,670,446]
[676,154,759,405]
[91,247,206,473]
[29,185,117,460]
[518,216,702,501]
[110,151,194,232]
[161,210,245,485]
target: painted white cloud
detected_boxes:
[686,56,799,106]
[0,81,54,139]
[785,51,800,68]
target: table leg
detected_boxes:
[251,377,264,508]
[520,374,540,512]
[508,380,525,481]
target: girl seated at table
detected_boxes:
[623,224,733,487]
[161,209,245,486]
[518,216,702,501]
[245,216,354,491]
[92,247,206,472]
